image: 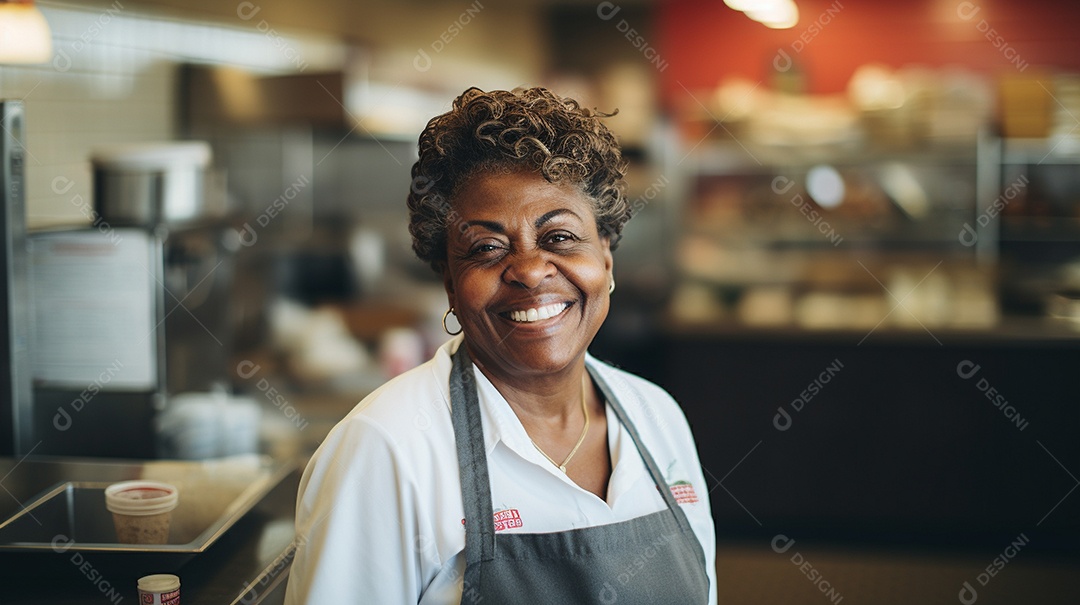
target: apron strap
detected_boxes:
[450,346,496,569]
[586,364,696,535]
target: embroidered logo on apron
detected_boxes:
[662,461,700,504]
[493,508,524,531]
[669,481,699,504]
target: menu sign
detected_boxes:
[30,228,158,390]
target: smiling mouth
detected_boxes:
[503,302,572,323]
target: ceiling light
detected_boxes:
[747,0,799,29]
[0,0,52,64]
[725,0,786,11]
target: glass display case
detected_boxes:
[670,134,999,331]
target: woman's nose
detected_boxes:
[502,249,556,289]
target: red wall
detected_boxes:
[657,0,1080,106]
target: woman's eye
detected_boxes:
[545,231,577,246]
[469,242,503,256]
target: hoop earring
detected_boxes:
[609,278,615,294]
[442,307,462,336]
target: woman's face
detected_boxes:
[442,170,613,381]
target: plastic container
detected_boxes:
[138,573,180,604]
[104,481,179,544]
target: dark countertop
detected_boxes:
[0,457,300,605]
[641,322,1080,559]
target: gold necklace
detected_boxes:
[531,375,589,473]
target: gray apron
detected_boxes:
[450,347,711,605]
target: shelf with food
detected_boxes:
[684,138,980,175]
[680,169,977,255]
[681,134,981,234]
[670,245,1001,332]
[680,217,975,247]
[669,111,1080,332]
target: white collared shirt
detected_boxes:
[285,336,717,605]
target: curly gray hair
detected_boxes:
[406,86,630,272]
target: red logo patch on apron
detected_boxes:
[669,481,699,504]
[492,508,524,532]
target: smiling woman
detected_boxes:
[285,87,717,605]
[444,171,614,388]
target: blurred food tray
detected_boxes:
[0,456,292,572]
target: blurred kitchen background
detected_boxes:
[1,0,1079,601]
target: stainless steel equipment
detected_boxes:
[91,142,216,227]
[0,100,33,456]
[29,141,237,458]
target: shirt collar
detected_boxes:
[435,337,651,500]
[434,336,618,460]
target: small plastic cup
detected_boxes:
[104,481,179,544]
[138,574,180,604]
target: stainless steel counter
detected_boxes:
[0,457,300,604]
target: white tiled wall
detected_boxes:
[0,2,343,229]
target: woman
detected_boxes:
[285,87,716,604]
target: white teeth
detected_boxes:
[509,303,568,323]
